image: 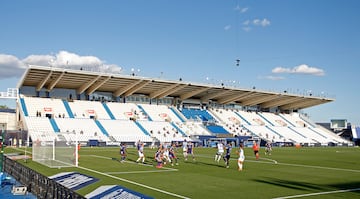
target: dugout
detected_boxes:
[87,139,106,147]
[199,136,249,147]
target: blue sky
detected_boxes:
[0,0,359,124]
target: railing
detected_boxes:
[3,156,85,199]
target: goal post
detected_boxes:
[32,131,78,168]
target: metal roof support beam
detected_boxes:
[281,98,325,110]
[36,70,53,91]
[124,80,151,96]
[180,87,210,100]
[47,71,65,91]
[241,94,280,107]
[298,100,328,109]
[200,89,232,102]
[77,75,101,94]
[149,83,180,99]
[280,98,312,110]
[113,79,143,97]
[261,96,302,109]
[16,66,32,88]
[86,76,111,95]
[157,84,188,99]
[218,92,253,104]
[18,65,334,111]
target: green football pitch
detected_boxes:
[5,146,360,199]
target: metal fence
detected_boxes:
[3,156,85,199]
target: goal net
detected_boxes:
[32,131,79,168]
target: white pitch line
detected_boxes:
[240,157,360,173]
[194,153,360,173]
[77,165,190,199]
[258,157,278,164]
[237,155,360,173]
[86,154,109,159]
[273,187,360,199]
[196,154,278,165]
[8,151,186,198]
[124,161,179,171]
[105,170,177,174]
[275,162,360,173]
[9,147,32,154]
[87,155,178,171]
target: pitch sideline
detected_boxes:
[77,165,190,199]
[10,148,189,198]
[86,154,179,173]
[272,187,360,199]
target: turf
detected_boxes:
[5,146,360,199]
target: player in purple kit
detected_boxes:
[154,148,163,168]
[169,143,179,166]
[223,143,232,168]
[120,143,127,162]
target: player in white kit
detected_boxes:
[182,139,188,160]
[237,143,245,171]
[214,141,224,163]
[136,142,145,164]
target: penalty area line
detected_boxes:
[87,155,178,171]
[105,169,178,174]
[196,154,279,165]
[275,162,360,173]
[77,165,190,199]
[248,157,278,164]
[9,147,32,154]
[273,187,360,199]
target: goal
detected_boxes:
[32,131,79,168]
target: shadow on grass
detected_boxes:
[183,159,227,168]
[253,177,322,191]
[253,177,360,194]
[328,181,360,191]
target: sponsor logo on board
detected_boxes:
[49,172,98,190]
[85,185,153,199]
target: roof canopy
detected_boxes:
[18,65,334,111]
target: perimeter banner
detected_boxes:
[85,185,153,199]
[49,172,99,191]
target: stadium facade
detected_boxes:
[3,65,349,149]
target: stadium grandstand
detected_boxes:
[2,64,350,150]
